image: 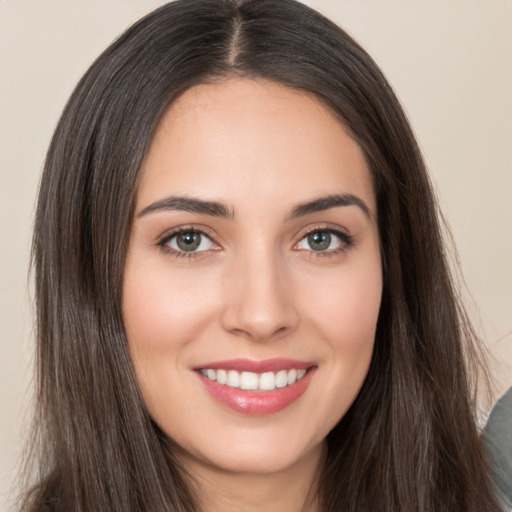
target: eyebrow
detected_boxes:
[286,193,371,220]
[138,196,235,219]
[137,192,371,221]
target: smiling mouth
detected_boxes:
[199,368,308,391]
[196,359,316,414]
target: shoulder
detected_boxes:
[483,387,512,511]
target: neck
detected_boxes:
[182,442,326,512]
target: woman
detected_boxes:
[22,0,501,510]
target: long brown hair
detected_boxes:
[23,0,499,510]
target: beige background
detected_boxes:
[1,1,510,509]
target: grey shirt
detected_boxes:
[483,387,512,511]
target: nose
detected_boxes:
[220,248,299,341]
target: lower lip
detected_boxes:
[198,368,315,415]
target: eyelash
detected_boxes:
[296,224,354,258]
[156,224,354,260]
[157,226,219,260]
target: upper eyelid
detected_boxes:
[157,225,219,245]
[294,223,352,241]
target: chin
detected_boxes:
[173,428,325,477]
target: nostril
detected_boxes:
[224,320,296,342]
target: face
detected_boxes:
[123,78,382,478]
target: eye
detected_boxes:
[295,229,350,252]
[163,230,215,253]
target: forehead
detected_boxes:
[137,78,375,215]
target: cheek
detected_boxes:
[121,262,226,427]
[122,261,219,354]
[122,261,222,425]
[328,269,381,341]
[304,252,382,348]
[298,254,382,418]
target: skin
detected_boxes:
[123,78,382,512]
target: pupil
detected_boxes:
[308,231,331,251]
[177,232,200,251]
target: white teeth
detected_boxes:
[259,372,276,391]
[227,370,240,388]
[216,369,227,384]
[275,370,288,388]
[240,371,259,390]
[200,367,308,391]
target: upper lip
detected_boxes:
[193,358,314,373]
